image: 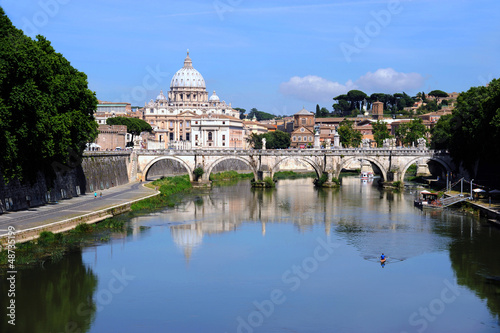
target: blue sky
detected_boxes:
[2,0,499,115]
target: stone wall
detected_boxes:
[80,152,131,193]
[0,167,86,212]
[0,152,131,213]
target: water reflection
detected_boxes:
[6,175,493,333]
[0,251,97,333]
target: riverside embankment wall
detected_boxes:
[0,152,132,213]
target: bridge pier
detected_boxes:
[416,163,432,177]
[360,160,373,174]
[314,171,339,188]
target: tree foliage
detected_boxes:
[333,90,415,116]
[446,79,500,173]
[315,104,330,117]
[430,114,452,150]
[0,8,98,182]
[248,108,275,121]
[106,117,152,144]
[394,118,428,146]
[428,90,448,99]
[372,120,392,147]
[338,120,362,148]
[233,107,246,120]
[247,130,290,149]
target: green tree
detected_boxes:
[394,118,428,146]
[332,97,350,115]
[106,117,152,145]
[428,90,449,101]
[247,108,275,121]
[338,120,362,148]
[372,120,392,147]
[246,130,290,149]
[347,90,368,111]
[0,8,98,182]
[315,104,330,118]
[233,107,246,119]
[430,114,452,150]
[447,78,500,174]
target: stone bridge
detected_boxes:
[133,148,453,185]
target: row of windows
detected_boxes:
[292,136,313,142]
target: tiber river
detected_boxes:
[3,176,500,333]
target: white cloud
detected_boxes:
[279,68,424,102]
[355,68,425,93]
[279,75,355,103]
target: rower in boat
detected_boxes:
[380,253,386,263]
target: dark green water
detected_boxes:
[2,177,500,333]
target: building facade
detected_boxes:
[143,51,241,149]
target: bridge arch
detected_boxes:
[338,156,388,181]
[400,156,452,181]
[205,156,258,181]
[142,156,194,182]
[270,156,323,179]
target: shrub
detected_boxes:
[193,167,204,180]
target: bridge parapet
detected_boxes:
[132,148,452,186]
[136,148,436,157]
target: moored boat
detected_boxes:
[414,190,443,209]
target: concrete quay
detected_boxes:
[0,181,159,246]
[444,191,500,222]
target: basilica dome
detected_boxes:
[170,51,206,89]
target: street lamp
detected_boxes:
[470,179,474,200]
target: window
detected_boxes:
[309,136,312,141]
[208,132,213,141]
[195,135,198,141]
[298,136,302,141]
[186,121,190,127]
[169,133,174,140]
[222,121,225,124]
[301,118,306,125]
[301,128,305,132]
[222,135,226,140]
[170,121,173,127]
[186,133,190,141]
[293,136,296,141]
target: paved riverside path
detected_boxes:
[0,182,158,238]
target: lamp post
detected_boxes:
[470,179,474,200]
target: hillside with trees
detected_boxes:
[332,90,415,117]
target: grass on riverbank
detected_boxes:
[132,175,192,211]
[0,175,194,270]
[0,218,127,269]
[274,171,316,179]
[210,170,253,182]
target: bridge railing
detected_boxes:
[135,147,439,157]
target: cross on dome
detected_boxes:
[183,49,193,68]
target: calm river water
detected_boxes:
[3,176,500,333]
